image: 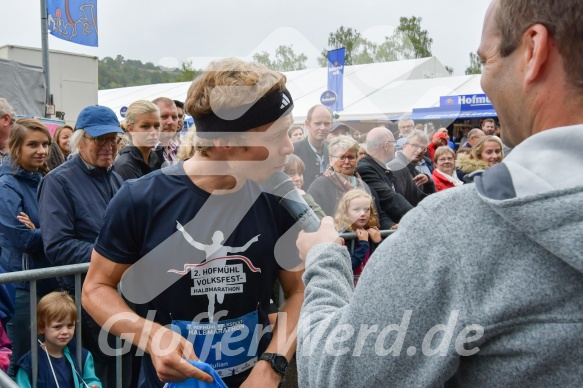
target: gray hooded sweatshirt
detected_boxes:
[298,125,583,387]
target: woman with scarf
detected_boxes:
[432,146,464,192]
[307,136,395,229]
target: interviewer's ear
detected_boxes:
[523,24,550,86]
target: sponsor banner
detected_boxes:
[327,48,345,112]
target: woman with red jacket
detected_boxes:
[432,146,464,192]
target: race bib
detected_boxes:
[172,311,259,378]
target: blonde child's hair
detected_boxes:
[37,292,77,334]
[334,189,379,232]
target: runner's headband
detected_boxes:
[194,88,293,138]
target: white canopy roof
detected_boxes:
[98,57,484,122]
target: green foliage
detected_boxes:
[317,27,379,66]
[445,66,454,75]
[174,61,201,82]
[252,45,307,71]
[320,18,433,67]
[396,16,433,59]
[465,52,483,75]
[326,26,361,66]
[98,55,201,90]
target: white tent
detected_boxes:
[98,57,484,123]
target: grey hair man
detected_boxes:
[297,0,583,386]
[355,127,413,225]
[0,98,16,162]
[395,116,415,151]
[388,130,435,206]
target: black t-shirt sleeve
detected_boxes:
[94,182,141,264]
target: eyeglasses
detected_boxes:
[332,155,357,162]
[405,143,427,152]
[437,157,454,162]
[84,135,119,146]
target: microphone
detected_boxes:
[265,171,321,232]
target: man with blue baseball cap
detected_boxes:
[38,105,130,387]
[73,105,125,167]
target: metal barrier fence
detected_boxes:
[340,229,395,252]
[0,263,98,388]
[0,229,394,387]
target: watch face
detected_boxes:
[274,355,289,373]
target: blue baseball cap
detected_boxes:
[75,105,123,137]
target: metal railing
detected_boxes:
[340,229,395,252]
[0,229,395,387]
[0,263,123,388]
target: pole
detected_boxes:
[40,0,51,118]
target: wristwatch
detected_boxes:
[259,353,289,375]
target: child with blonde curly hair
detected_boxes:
[334,189,382,285]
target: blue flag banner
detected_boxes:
[327,48,345,112]
[47,0,98,47]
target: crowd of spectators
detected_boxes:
[0,63,509,387]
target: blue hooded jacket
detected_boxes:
[0,160,55,295]
[37,154,123,292]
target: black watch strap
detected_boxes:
[259,352,289,375]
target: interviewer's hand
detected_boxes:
[147,325,213,384]
[296,217,343,260]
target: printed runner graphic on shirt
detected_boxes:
[170,222,261,321]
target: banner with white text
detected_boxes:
[327,48,345,112]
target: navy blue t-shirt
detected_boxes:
[95,162,301,387]
[51,356,75,387]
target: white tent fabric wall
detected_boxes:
[98,57,484,123]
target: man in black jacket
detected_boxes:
[356,127,412,225]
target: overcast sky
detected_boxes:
[1,0,491,76]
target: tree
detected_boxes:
[252,45,308,71]
[350,36,377,65]
[375,34,413,62]
[98,55,196,89]
[320,18,434,67]
[318,26,364,66]
[445,66,454,75]
[395,16,433,59]
[465,52,483,75]
[174,60,200,82]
